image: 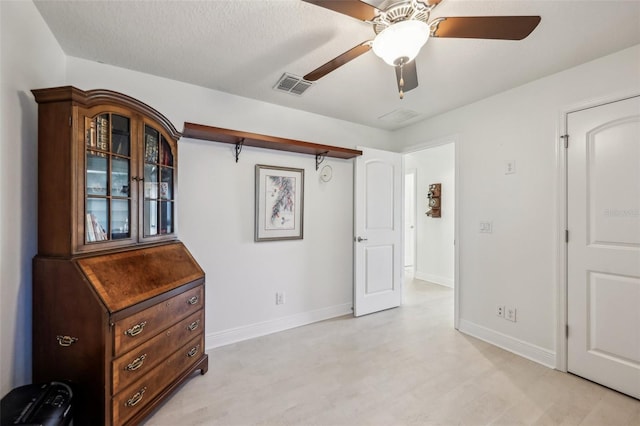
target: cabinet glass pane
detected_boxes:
[111,199,130,240]
[86,152,107,196]
[160,167,173,200]
[111,115,130,156]
[144,164,158,199]
[144,200,158,236]
[112,114,129,133]
[86,198,108,242]
[160,201,173,234]
[96,114,109,151]
[112,133,130,157]
[111,157,130,197]
[145,127,159,163]
[160,136,173,166]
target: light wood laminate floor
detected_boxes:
[144,279,640,425]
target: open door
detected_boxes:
[353,147,403,316]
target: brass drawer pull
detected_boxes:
[124,354,147,371]
[124,321,147,337]
[124,387,146,408]
[56,335,78,347]
[187,320,200,331]
[187,295,199,305]
[187,344,200,358]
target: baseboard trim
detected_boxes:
[458,319,556,368]
[205,303,353,350]
[414,271,454,288]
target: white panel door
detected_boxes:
[567,95,640,399]
[354,147,402,317]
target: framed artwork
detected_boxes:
[255,165,304,241]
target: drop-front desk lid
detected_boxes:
[76,242,204,313]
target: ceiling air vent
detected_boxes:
[378,108,421,125]
[274,73,314,96]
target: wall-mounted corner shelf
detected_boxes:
[182,122,362,169]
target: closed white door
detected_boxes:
[567,95,640,399]
[404,170,416,268]
[354,147,403,317]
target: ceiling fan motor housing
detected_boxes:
[372,0,433,35]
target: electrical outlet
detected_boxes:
[505,306,517,322]
[496,305,505,318]
[275,292,285,305]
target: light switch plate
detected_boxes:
[479,221,493,233]
[505,160,516,175]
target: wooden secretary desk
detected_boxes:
[31,86,208,425]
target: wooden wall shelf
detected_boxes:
[182,122,362,168]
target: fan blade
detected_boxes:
[304,42,372,81]
[432,16,541,40]
[302,0,380,21]
[395,60,419,93]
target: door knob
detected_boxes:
[356,236,368,242]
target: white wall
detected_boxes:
[3,0,639,398]
[405,143,455,287]
[63,56,395,347]
[395,44,640,367]
[0,1,66,396]
[1,1,393,396]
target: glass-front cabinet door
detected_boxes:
[142,125,174,239]
[85,113,132,243]
[79,110,177,251]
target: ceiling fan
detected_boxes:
[302,0,541,98]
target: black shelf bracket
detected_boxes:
[315,151,329,170]
[235,138,245,163]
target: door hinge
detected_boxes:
[565,230,569,243]
[561,134,569,148]
[69,116,72,126]
[566,324,569,338]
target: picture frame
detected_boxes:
[255,164,304,242]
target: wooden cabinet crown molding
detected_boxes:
[32,86,181,141]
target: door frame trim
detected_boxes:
[555,91,640,372]
[404,168,417,271]
[402,135,460,330]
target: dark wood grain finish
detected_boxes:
[304,42,371,81]
[113,286,203,356]
[77,242,204,312]
[32,86,180,256]
[32,86,181,140]
[112,335,204,425]
[36,102,75,255]
[32,257,110,425]
[123,354,208,426]
[182,122,362,159]
[112,310,204,393]
[395,59,419,93]
[33,86,208,426]
[302,0,379,21]
[433,16,541,40]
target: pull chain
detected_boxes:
[399,63,405,99]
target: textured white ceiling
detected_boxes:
[34,0,640,130]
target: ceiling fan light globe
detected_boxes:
[372,20,430,66]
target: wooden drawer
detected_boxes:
[113,285,203,356]
[112,309,203,394]
[113,334,204,426]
